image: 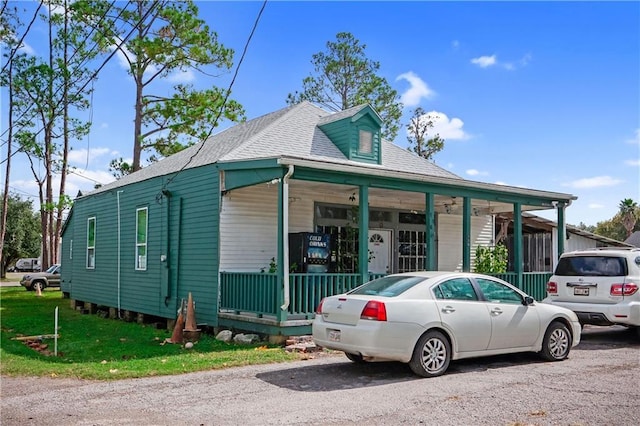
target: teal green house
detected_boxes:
[60,102,577,339]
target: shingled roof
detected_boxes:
[86,101,460,196]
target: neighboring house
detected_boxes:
[60,102,577,338]
[497,212,634,273]
[625,231,640,248]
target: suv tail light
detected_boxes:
[547,281,558,295]
[610,283,638,296]
[315,298,325,314]
[360,300,387,321]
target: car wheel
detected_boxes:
[345,352,365,363]
[409,330,451,378]
[540,322,572,361]
[32,281,45,293]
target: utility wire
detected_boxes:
[161,0,268,192]
[0,0,142,143]
[0,0,44,75]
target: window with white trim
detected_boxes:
[87,217,96,269]
[136,207,148,270]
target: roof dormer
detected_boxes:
[318,104,383,165]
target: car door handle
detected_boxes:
[441,306,456,314]
[490,308,503,316]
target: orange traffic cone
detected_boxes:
[170,309,185,344]
[35,284,42,297]
[184,292,199,332]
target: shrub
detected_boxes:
[474,243,508,274]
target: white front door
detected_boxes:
[368,230,391,274]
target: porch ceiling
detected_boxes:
[288,180,545,215]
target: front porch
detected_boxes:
[218,271,552,337]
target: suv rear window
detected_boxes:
[555,256,628,277]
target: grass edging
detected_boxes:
[0,287,302,380]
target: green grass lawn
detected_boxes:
[0,287,300,380]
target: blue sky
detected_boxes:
[2,1,639,227]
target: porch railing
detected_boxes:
[491,272,552,301]
[220,272,371,319]
[219,272,280,316]
[220,271,552,321]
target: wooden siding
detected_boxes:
[62,165,220,325]
[318,119,352,159]
[60,213,74,293]
[351,116,381,164]
[567,232,604,251]
[219,184,279,272]
[437,214,494,271]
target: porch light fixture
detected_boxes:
[444,204,452,214]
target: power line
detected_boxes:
[0,0,142,143]
[161,0,268,192]
[0,0,44,75]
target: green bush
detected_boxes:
[474,243,508,274]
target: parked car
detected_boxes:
[543,247,640,336]
[312,271,581,378]
[20,264,61,292]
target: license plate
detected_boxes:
[328,329,341,342]
[574,287,589,296]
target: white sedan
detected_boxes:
[312,271,581,378]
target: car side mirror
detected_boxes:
[522,296,535,306]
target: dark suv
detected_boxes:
[543,248,640,336]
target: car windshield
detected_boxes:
[349,275,425,297]
[46,265,59,273]
[555,256,627,277]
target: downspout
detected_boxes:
[116,190,123,318]
[280,165,294,311]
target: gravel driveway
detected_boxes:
[2,325,638,426]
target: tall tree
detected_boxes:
[6,0,96,268]
[618,198,638,239]
[0,193,41,278]
[406,107,445,161]
[287,31,403,141]
[592,203,640,242]
[80,0,245,174]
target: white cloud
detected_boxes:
[66,169,116,193]
[466,169,489,177]
[472,53,532,70]
[396,72,436,107]
[471,55,497,68]
[625,159,640,167]
[588,203,604,209]
[563,176,624,189]
[110,43,132,70]
[519,53,532,67]
[423,110,470,140]
[67,147,115,165]
[168,69,195,83]
[18,42,35,55]
[626,128,640,145]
